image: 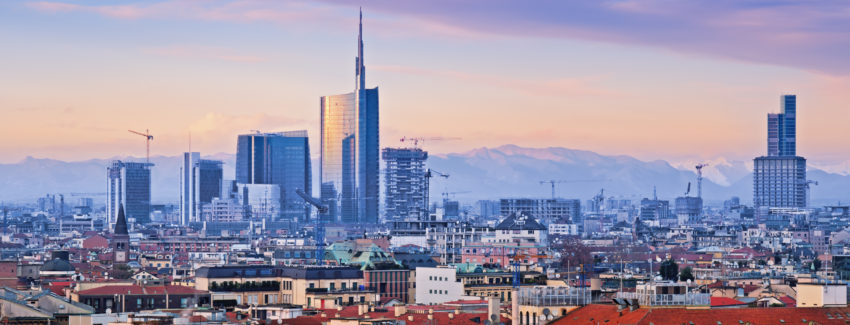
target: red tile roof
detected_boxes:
[553,304,850,325]
[780,296,797,307]
[292,305,509,325]
[77,285,207,296]
[711,297,747,307]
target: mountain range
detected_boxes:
[2,145,848,206]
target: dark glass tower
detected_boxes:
[767,94,797,157]
[107,160,153,226]
[236,131,312,222]
[320,10,379,224]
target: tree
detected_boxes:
[111,264,132,279]
[554,236,593,270]
[811,259,822,272]
[659,259,679,281]
[679,266,695,282]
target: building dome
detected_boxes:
[41,258,74,272]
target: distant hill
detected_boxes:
[2,145,848,206]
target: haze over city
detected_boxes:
[4,2,850,325]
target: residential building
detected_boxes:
[179,152,223,225]
[500,198,581,225]
[320,11,379,224]
[415,266,465,305]
[753,156,807,209]
[382,148,428,219]
[201,197,248,222]
[72,285,210,313]
[675,196,703,224]
[488,212,548,245]
[107,160,153,225]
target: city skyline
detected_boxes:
[2,1,850,168]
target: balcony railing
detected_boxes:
[517,286,592,306]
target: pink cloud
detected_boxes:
[373,64,618,97]
[143,45,267,63]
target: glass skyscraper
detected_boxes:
[235,131,312,222]
[754,94,806,210]
[767,94,797,157]
[179,152,223,225]
[106,160,153,226]
[320,10,379,224]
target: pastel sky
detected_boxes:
[2,0,849,168]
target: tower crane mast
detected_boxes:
[128,129,154,163]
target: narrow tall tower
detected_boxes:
[112,204,130,264]
[356,8,365,92]
[321,9,380,224]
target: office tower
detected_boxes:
[320,10,379,224]
[767,95,797,157]
[235,131,312,222]
[107,160,153,226]
[180,152,224,225]
[382,148,428,219]
[754,95,807,210]
[499,198,581,224]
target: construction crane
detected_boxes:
[684,182,691,197]
[539,179,607,199]
[399,136,461,148]
[295,189,329,265]
[70,192,106,196]
[128,129,154,163]
[442,191,470,201]
[424,169,449,216]
[509,251,549,288]
[695,163,709,199]
[804,180,819,207]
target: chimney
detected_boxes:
[394,305,407,317]
[358,305,365,315]
[449,313,455,319]
[408,315,414,322]
[335,313,340,318]
[337,306,343,311]
[320,313,326,318]
[428,314,433,320]
[487,296,499,324]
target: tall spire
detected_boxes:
[356,7,365,91]
[114,204,128,235]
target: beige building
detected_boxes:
[195,265,377,309]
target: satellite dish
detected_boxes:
[484,321,491,325]
[539,315,546,321]
[548,315,554,320]
[542,308,551,316]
